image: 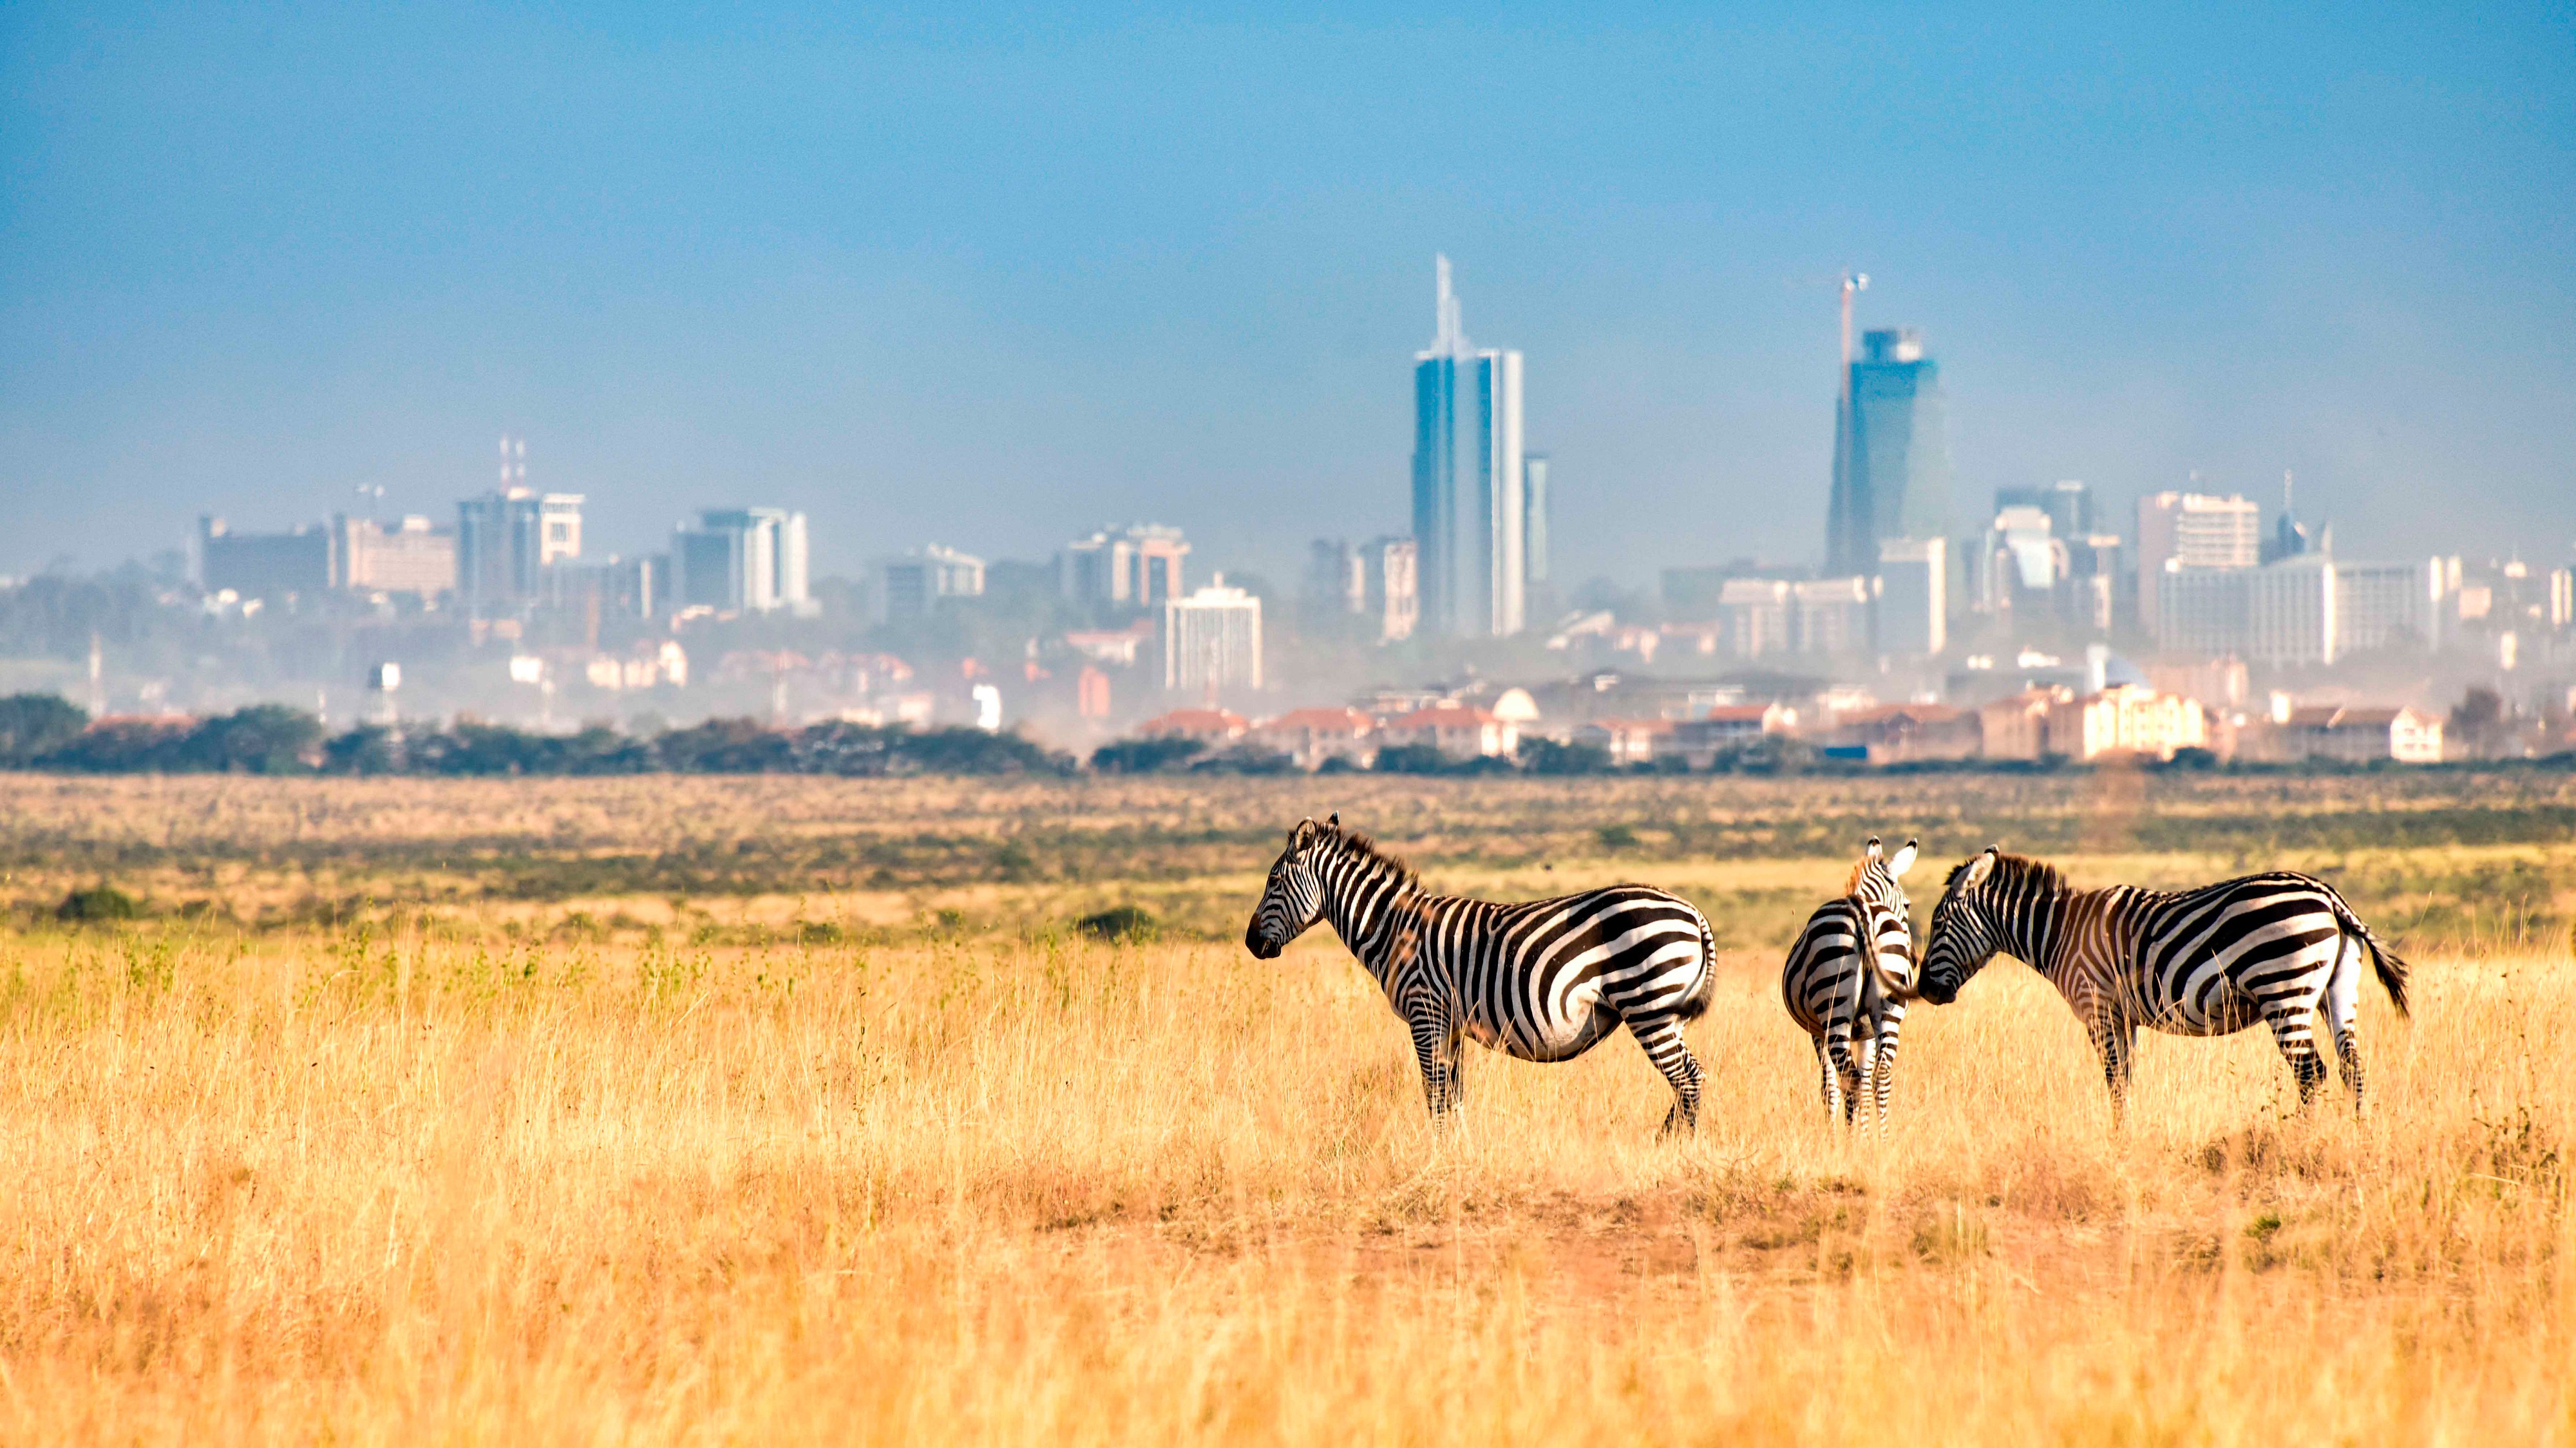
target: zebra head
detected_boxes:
[1849,835,1921,997]
[1917,846,2003,1005]
[1245,813,1336,959]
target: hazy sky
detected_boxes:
[5,3,2572,588]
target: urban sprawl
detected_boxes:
[10,258,2572,772]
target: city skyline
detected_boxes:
[3,6,2572,588]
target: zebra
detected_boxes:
[1780,836,1920,1130]
[1916,847,2411,1118]
[1244,814,1718,1133]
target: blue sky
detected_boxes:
[3,3,2571,587]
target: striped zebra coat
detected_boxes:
[1245,816,1718,1133]
[1917,848,2411,1116]
[1781,837,1919,1129]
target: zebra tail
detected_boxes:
[2320,885,2412,1019]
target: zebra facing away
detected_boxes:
[1244,815,1718,1133]
[1917,848,2411,1117]
[1781,836,1920,1131]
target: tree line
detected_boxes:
[0,694,1072,776]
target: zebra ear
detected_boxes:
[1327,812,1340,829]
[1888,840,1918,878]
[1864,836,1883,861]
[1960,849,1998,890]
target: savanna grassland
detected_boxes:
[1,768,2573,1443]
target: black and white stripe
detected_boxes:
[1781,836,1919,1129]
[1917,848,2411,1116]
[1245,814,1718,1132]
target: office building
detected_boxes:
[1717,579,1794,658]
[330,514,457,598]
[1064,523,1189,610]
[2161,552,2435,664]
[1363,536,1419,643]
[2065,534,2126,633]
[2136,491,2260,628]
[1304,536,1416,643]
[673,508,810,617]
[457,489,583,616]
[197,516,331,601]
[1303,539,1367,625]
[1996,480,2094,545]
[1794,577,1873,654]
[872,545,984,623]
[1524,453,1551,594]
[1875,537,1947,655]
[1411,256,1526,638]
[1824,328,1952,578]
[1164,581,1263,693]
[1975,505,2067,616]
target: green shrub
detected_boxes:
[1075,905,1159,943]
[58,885,143,922]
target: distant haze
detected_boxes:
[4,5,2571,585]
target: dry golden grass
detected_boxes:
[0,775,2570,1442]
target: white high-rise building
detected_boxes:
[1164,581,1264,693]
[675,508,813,616]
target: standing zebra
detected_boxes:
[1244,815,1718,1133]
[1781,836,1920,1130]
[1917,847,2410,1117]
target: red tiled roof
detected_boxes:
[1392,706,1498,728]
[1139,708,1248,736]
[1257,707,1375,733]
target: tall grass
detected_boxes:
[0,907,2564,1442]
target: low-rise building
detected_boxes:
[2280,705,2444,764]
[1830,704,1980,764]
[1382,705,1516,759]
[1137,708,1249,744]
[1657,702,1796,768]
[1572,717,1672,766]
[1251,707,1378,769]
[2045,684,2208,761]
[1977,688,2074,760]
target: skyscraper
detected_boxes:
[1411,256,1526,638]
[1824,328,1952,579]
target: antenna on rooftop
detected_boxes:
[1839,271,1870,371]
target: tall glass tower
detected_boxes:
[1411,256,1525,637]
[1825,328,1951,579]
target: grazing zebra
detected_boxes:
[1244,814,1718,1133]
[1917,847,2411,1117]
[1781,836,1920,1130]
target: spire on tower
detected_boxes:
[1431,254,1467,355]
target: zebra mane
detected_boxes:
[1842,858,1876,896]
[1946,850,2067,898]
[1323,825,1421,889]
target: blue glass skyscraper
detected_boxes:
[1826,328,1952,579]
[1411,256,1526,637]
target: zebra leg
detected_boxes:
[1814,1037,1837,1115]
[1852,1028,1880,1137]
[2265,999,2329,1112]
[1406,1006,1461,1119]
[2090,1015,2137,1127]
[1631,1016,1706,1136]
[2324,936,2367,1115]
[1872,1005,1905,1129]
[1824,1025,1861,1127]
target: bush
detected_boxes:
[0,693,87,766]
[1191,745,1296,775]
[1371,743,1451,775]
[1075,905,1159,943]
[57,885,142,922]
[1520,738,1612,775]
[1090,737,1206,774]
